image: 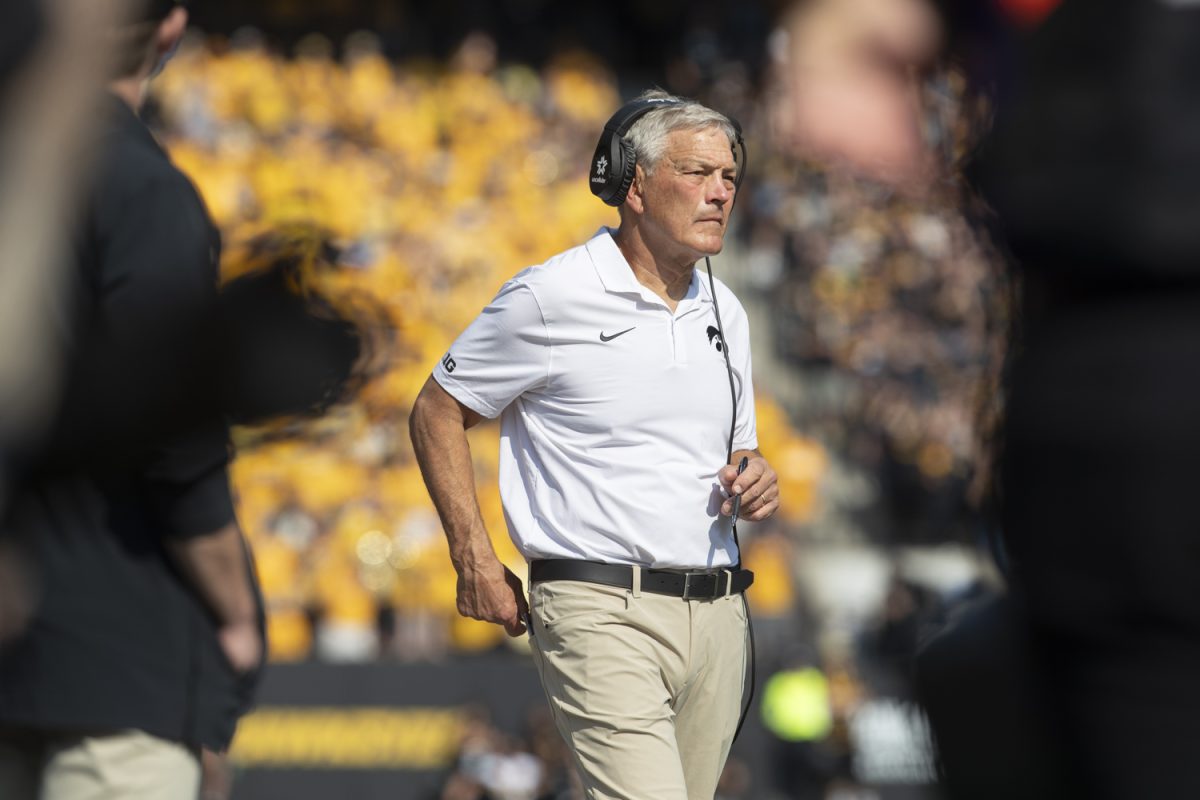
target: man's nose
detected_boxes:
[708,174,733,205]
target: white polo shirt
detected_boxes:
[432,227,757,569]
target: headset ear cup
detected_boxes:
[611,139,637,206]
[589,131,618,204]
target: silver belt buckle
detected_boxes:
[681,571,715,600]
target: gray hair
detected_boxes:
[624,89,739,175]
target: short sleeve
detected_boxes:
[47,159,224,457]
[96,170,220,343]
[143,418,237,539]
[432,280,550,419]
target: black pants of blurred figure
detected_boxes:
[919,281,1200,799]
[1001,282,1200,799]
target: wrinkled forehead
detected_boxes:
[662,126,739,168]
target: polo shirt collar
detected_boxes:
[585,227,710,311]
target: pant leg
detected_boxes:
[0,729,40,800]
[1002,293,1200,798]
[529,580,692,800]
[41,729,200,800]
[673,592,749,800]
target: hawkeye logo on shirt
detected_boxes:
[706,325,725,353]
[442,352,456,373]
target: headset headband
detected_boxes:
[605,97,683,137]
[588,97,746,207]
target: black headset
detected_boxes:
[588,96,756,742]
[588,98,747,207]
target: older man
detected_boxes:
[410,90,779,799]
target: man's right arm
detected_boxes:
[409,376,528,636]
[165,521,262,672]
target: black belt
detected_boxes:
[530,559,754,601]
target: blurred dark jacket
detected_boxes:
[0,0,42,89]
[968,0,1200,281]
[923,4,1200,798]
[0,94,262,750]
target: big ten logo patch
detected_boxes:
[441,353,456,373]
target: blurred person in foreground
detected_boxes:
[0,1,265,797]
[0,0,132,450]
[778,1,1200,797]
[411,90,779,799]
[0,0,141,643]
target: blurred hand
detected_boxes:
[200,748,233,800]
[457,562,529,637]
[217,619,263,673]
[719,455,781,523]
[772,0,942,187]
[0,544,33,644]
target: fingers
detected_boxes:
[730,461,765,496]
[721,487,778,519]
[741,487,780,521]
[218,620,263,673]
[719,463,754,494]
[503,567,529,637]
[458,596,526,636]
[720,457,780,521]
[503,615,527,637]
[718,464,739,490]
[456,569,530,637]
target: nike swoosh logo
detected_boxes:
[599,327,636,342]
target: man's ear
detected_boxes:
[623,165,647,214]
[155,6,188,61]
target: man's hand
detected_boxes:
[719,453,780,522]
[217,618,263,673]
[0,544,33,644]
[456,562,529,637]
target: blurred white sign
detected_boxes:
[849,698,938,786]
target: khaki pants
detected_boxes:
[529,576,749,800]
[0,728,200,800]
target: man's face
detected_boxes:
[635,126,737,262]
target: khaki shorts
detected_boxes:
[529,576,749,800]
[0,727,200,800]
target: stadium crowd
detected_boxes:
[744,62,1004,545]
